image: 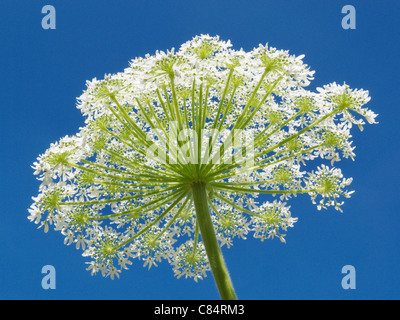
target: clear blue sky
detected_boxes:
[1,0,399,300]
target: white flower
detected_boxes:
[29,34,376,281]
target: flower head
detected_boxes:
[29,35,376,281]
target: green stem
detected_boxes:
[191,181,237,300]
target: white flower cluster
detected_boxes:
[29,35,377,280]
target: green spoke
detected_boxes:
[154,196,191,241]
[236,76,282,130]
[60,185,180,206]
[169,75,184,131]
[232,67,270,130]
[212,68,234,130]
[156,88,172,123]
[253,109,339,160]
[199,72,277,178]
[110,95,149,143]
[89,187,187,221]
[103,101,148,148]
[213,179,275,186]
[93,179,181,188]
[211,182,322,195]
[163,86,176,122]
[115,190,188,249]
[209,143,324,182]
[101,148,184,181]
[67,161,145,182]
[206,109,339,180]
[213,193,263,219]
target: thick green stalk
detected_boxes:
[191,181,237,300]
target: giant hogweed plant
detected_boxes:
[29,35,377,299]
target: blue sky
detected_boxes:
[1,0,399,300]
